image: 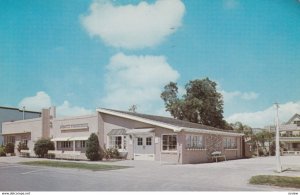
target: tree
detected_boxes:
[34,138,54,158]
[86,133,102,161]
[128,105,138,113]
[161,78,226,128]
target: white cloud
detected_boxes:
[81,0,185,49]
[18,91,52,111]
[56,101,93,117]
[101,52,180,113]
[226,101,300,128]
[18,91,92,117]
[223,0,240,10]
[221,90,259,102]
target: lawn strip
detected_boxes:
[249,175,300,189]
[19,160,130,171]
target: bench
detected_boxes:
[211,151,226,162]
[20,150,31,157]
[62,151,81,160]
[283,151,300,156]
[47,150,63,159]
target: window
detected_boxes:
[294,121,300,126]
[162,135,177,151]
[61,141,72,148]
[109,135,127,150]
[185,135,205,149]
[137,137,143,146]
[80,141,86,148]
[21,139,28,147]
[5,136,15,144]
[109,136,122,149]
[223,137,237,149]
[146,137,152,146]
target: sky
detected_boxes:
[0,0,300,128]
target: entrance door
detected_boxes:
[134,135,155,160]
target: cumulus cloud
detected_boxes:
[18,91,52,111]
[221,90,259,102]
[101,52,180,113]
[56,101,93,117]
[18,91,92,116]
[226,101,300,128]
[81,0,185,49]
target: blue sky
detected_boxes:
[0,0,300,127]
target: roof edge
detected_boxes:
[181,127,244,136]
[97,108,181,131]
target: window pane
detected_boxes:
[146,137,152,145]
[137,137,143,146]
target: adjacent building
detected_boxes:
[2,107,244,164]
[265,113,300,153]
[0,106,41,145]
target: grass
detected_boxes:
[20,160,130,171]
[250,175,300,189]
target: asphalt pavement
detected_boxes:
[0,156,299,191]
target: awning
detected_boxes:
[107,129,127,136]
[51,137,71,141]
[126,128,154,135]
[69,136,89,141]
[51,136,89,142]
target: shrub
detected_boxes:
[34,138,55,158]
[5,143,14,154]
[17,142,29,153]
[86,133,103,161]
[104,148,120,159]
[0,146,6,156]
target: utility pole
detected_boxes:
[275,103,282,173]
[22,106,25,120]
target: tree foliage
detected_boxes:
[34,138,54,158]
[5,143,14,154]
[17,142,29,153]
[161,78,226,128]
[86,133,102,161]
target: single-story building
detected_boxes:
[2,107,244,164]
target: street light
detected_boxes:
[274,103,282,173]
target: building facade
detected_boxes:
[0,106,41,145]
[279,114,300,152]
[2,107,244,164]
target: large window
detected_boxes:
[162,135,177,151]
[61,141,72,148]
[223,137,237,149]
[5,136,15,144]
[109,135,127,150]
[186,135,205,149]
[76,140,86,148]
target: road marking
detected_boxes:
[21,169,44,175]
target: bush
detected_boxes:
[86,133,102,161]
[0,146,6,156]
[5,143,14,154]
[17,142,29,153]
[34,138,55,158]
[104,148,120,159]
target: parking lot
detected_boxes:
[0,156,299,191]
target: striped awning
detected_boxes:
[107,129,127,136]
